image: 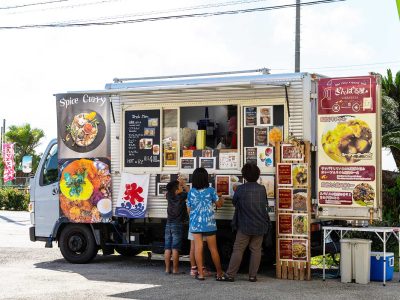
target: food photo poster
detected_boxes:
[317,76,378,208]
[56,93,110,159]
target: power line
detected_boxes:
[0,0,123,14]
[0,0,69,10]
[0,0,346,30]
[54,0,272,25]
[306,60,400,70]
[273,60,400,72]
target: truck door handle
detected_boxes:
[52,187,59,195]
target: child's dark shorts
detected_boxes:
[164,222,183,251]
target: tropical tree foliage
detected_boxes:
[4,124,45,173]
[381,69,400,170]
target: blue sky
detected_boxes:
[0,0,398,169]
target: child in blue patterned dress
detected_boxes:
[187,167,225,281]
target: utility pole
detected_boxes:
[0,119,4,153]
[295,0,300,72]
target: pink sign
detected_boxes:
[318,76,376,114]
[2,143,15,183]
[319,191,352,205]
[319,165,375,181]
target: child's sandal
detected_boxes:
[190,266,198,276]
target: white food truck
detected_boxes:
[29,69,381,264]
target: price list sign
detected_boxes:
[125,110,161,168]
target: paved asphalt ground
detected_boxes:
[1,211,400,300]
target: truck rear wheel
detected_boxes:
[59,224,98,264]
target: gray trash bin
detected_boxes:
[340,239,372,284]
[340,239,353,283]
[352,239,372,284]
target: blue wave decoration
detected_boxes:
[115,206,146,218]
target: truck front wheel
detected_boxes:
[59,224,98,264]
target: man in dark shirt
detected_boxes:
[164,177,189,274]
[222,163,269,282]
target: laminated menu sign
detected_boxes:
[258,175,275,198]
[278,188,293,210]
[216,175,230,196]
[293,189,308,211]
[244,147,257,164]
[278,213,292,235]
[219,151,239,169]
[279,239,308,261]
[279,239,292,260]
[281,144,304,161]
[317,76,378,207]
[292,163,308,188]
[180,157,196,170]
[124,110,161,168]
[277,163,292,185]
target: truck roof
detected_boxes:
[105,72,309,90]
[57,71,311,95]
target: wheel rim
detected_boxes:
[68,233,87,253]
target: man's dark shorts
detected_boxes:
[164,222,183,251]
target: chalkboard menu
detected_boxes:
[125,109,161,168]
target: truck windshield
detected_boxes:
[41,144,58,186]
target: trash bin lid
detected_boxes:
[350,239,372,244]
[340,239,354,243]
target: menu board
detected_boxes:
[278,213,293,234]
[276,142,311,270]
[279,239,308,261]
[278,188,293,210]
[277,163,292,185]
[180,157,196,170]
[317,76,378,208]
[216,175,230,196]
[125,110,161,168]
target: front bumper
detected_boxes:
[29,226,36,242]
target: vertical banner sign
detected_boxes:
[2,143,15,183]
[115,173,150,218]
[317,76,378,210]
[56,94,111,223]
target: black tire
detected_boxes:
[59,224,98,264]
[115,246,142,257]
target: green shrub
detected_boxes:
[0,187,29,211]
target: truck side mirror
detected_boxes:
[22,155,33,174]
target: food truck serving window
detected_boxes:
[124,103,285,174]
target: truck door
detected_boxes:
[34,141,59,237]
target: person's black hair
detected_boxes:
[166,180,179,198]
[241,163,260,182]
[192,167,209,189]
[227,105,237,119]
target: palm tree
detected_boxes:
[4,124,45,173]
[381,69,400,170]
